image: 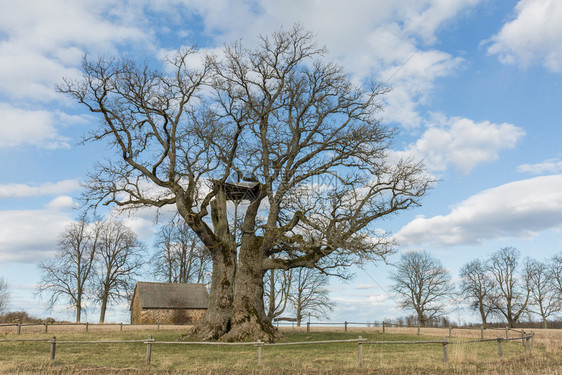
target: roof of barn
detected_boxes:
[132,282,208,310]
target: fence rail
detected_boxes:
[0,331,535,368]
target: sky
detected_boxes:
[1,0,562,324]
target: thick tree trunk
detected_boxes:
[220,245,279,342]
[188,246,236,340]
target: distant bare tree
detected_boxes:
[38,217,101,322]
[95,220,145,323]
[459,259,494,328]
[263,268,293,321]
[551,252,562,295]
[290,268,334,326]
[391,250,452,326]
[0,278,8,314]
[525,258,561,328]
[151,218,211,284]
[487,247,530,328]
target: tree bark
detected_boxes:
[220,243,278,342]
[76,300,81,323]
[479,307,487,329]
[99,290,109,323]
[188,245,236,340]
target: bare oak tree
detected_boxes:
[391,250,451,326]
[290,268,334,326]
[95,220,145,323]
[487,247,530,328]
[525,258,561,328]
[59,25,431,341]
[551,252,562,295]
[264,268,293,321]
[38,217,101,322]
[0,278,8,314]
[459,259,494,328]
[151,217,211,284]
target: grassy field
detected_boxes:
[0,326,560,374]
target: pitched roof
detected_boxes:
[133,282,208,309]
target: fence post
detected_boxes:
[382,321,385,334]
[497,336,503,357]
[157,322,160,331]
[257,339,262,366]
[85,322,89,333]
[146,335,153,365]
[120,323,123,332]
[17,322,21,335]
[448,325,452,338]
[345,321,348,332]
[50,336,56,361]
[44,322,48,333]
[505,327,508,339]
[357,336,364,368]
[531,332,535,348]
[306,322,310,332]
[480,326,484,340]
[442,338,448,363]
[417,323,420,336]
[521,331,525,347]
[525,336,530,352]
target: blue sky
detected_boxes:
[1,0,562,324]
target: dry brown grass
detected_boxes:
[0,323,190,335]
[0,326,560,375]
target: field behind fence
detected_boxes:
[1,320,560,374]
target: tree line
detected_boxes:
[390,247,562,329]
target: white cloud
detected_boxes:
[487,0,562,73]
[395,115,525,174]
[46,196,78,211]
[395,175,562,247]
[0,180,80,199]
[0,104,70,149]
[0,0,151,102]
[517,158,562,174]
[0,103,91,149]
[355,284,376,290]
[0,209,72,263]
[153,0,481,129]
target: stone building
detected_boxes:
[130,282,208,324]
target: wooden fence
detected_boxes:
[1,320,545,341]
[0,332,535,368]
[0,321,175,334]
[276,320,541,340]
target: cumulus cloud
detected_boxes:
[0,104,72,149]
[0,209,72,263]
[0,180,80,199]
[395,115,525,174]
[0,0,151,102]
[152,0,481,129]
[46,196,78,211]
[517,158,562,174]
[487,0,562,73]
[395,175,562,247]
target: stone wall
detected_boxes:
[138,308,206,324]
